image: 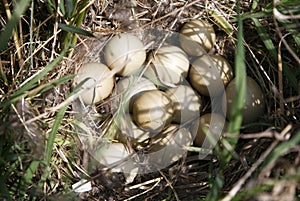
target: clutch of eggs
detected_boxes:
[73,19,266,177]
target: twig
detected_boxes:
[137,0,203,30]
[124,177,162,201]
[126,177,163,190]
[224,128,290,141]
[222,141,276,201]
[159,169,180,201]
[277,33,289,118]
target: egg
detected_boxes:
[147,124,193,168]
[166,84,201,123]
[145,45,190,85]
[132,90,173,133]
[95,143,130,171]
[104,33,146,76]
[74,62,115,104]
[115,76,157,111]
[189,54,233,97]
[94,142,138,183]
[115,113,151,144]
[179,19,216,56]
[222,76,265,124]
[193,113,227,148]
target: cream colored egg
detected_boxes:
[104,33,146,76]
[96,143,130,169]
[132,90,173,133]
[166,85,201,123]
[115,113,151,144]
[148,124,193,167]
[179,19,216,56]
[222,76,265,124]
[94,142,138,183]
[115,76,157,111]
[193,113,227,148]
[74,62,115,104]
[189,54,233,97]
[94,143,133,171]
[145,45,189,85]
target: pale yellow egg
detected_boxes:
[94,142,138,183]
[179,19,216,56]
[222,76,265,124]
[115,76,157,111]
[74,62,114,104]
[166,84,201,123]
[148,124,193,167]
[132,90,173,133]
[193,113,227,148]
[145,45,189,85]
[115,113,151,144]
[104,33,146,76]
[189,54,233,97]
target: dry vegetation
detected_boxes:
[0,0,300,200]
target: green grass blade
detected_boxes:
[44,82,77,166]
[41,84,76,188]
[238,11,272,21]
[58,23,94,37]
[227,16,246,136]
[0,176,11,200]
[206,2,246,200]
[0,48,67,108]
[44,0,57,14]
[252,18,298,91]
[31,74,74,96]
[44,105,68,166]
[251,0,259,11]
[60,0,91,49]
[60,0,66,17]
[0,0,31,52]
[66,0,75,18]
[261,131,300,170]
[208,10,234,36]
[23,161,40,184]
[252,18,277,61]
[291,31,300,47]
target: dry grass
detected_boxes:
[0,0,299,200]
